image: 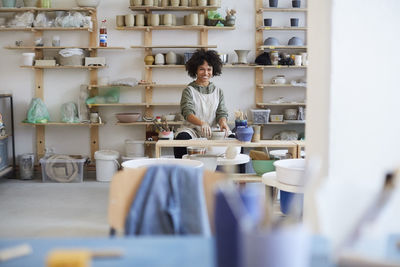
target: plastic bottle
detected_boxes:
[99,19,107,47]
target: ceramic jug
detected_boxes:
[166,51,177,65]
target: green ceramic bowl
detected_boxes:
[252,160,276,176]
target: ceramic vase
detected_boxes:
[136,14,145,26]
[197,0,206,6]
[166,51,177,65]
[154,53,165,65]
[144,0,153,6]
[236,126,254,142]
[234,50,250,64]
[24,0,38,7]
[180,0,188,6]
[132,0,142,5]
[125,14,135,27]
[189,13,198,26]
[161,0,168,6]
[209,0,218,6]
[170,0,179,6]
[225,15,236,26]
[116,15,125,27]
[190,0,196,6]
[150,14,160,26]
[144,55,155,65]
[163,13,172,26]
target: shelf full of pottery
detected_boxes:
[116,1,236,30]
[0,6,95,31]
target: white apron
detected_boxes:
[176,86,220,138]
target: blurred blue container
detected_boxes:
[280,190,303,215]
[236,126,253,142]
[0,138,8,171]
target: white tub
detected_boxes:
[122,158,204,169]
[273,159,305,186]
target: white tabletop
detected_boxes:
[262,171,304,193]
[183,153,250,166]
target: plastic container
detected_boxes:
[40,156,86,183]
[251,109,271,124]
[22,53,35,66]
[19,153,35,180]
[125,140,144,157]
[0,138,8,171]
[94,150,119,182]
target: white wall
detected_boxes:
[307,0,400,248]
[0,0,307,158]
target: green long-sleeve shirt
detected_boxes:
[180,81,228,124]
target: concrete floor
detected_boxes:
[0,176,110,238]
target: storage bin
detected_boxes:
[40,156,86,183]
[0,138,8,171]
[251,109,271,124]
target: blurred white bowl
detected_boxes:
[188,154,217,171]
[122,158,203,169]
[273,159,305,186]
[76,0,100,7]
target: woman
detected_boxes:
[174,49,230,158]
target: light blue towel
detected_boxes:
[125,165,211,236]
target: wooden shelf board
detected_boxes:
[255,65,307,69]
[144,141,157,145]
[257,102,306,106]
[231,174,262,183]
[116,121,184,126]
[259,45,307,50]
[223,64,258,68]
[257,84,306,88]
[147,64,259,69]
[21,65,106,69]
[0,27,32,31]
[131,45,217,49]
[0,7,95,12]
[261,121,306,125]
[129,5,220,12]
[5,46,125,50]
[146,64,184,68]
[0,135,8,140]
[258,8,308,12]
[88,103,180,107]
[22,122,104,126]
[257,26,307,31]
[116,26,235,31]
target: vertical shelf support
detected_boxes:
[34,30,45,159]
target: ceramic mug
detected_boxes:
[294,55,302,66]
[125,14,135,27]
[116,15,125,27]
[271,75,286,84]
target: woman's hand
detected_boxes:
[219,118,230,137]
[201,121,212,139]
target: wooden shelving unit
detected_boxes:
[88,103,180,108]
[4,7,101,159]
[254,0,308,140]
[116,2,235,154]
[6,46,125,50]
[117,121,184,126]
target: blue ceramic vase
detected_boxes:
[236,126,253,142]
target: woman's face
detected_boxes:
[196,61,213,84]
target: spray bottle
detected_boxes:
[99,19,107,47]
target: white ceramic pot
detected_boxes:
[180,0,188,6]
[273,159,305,186]
[135,14,145,26]
[170,0,179,6]
[144,0,153,5]
[125,14,135,27]
[150,13,160,26]
[271,75,286,84]
[163,13,172,25]
[131,0,142,5]
[197,0,206,6]
[122,158,204,169]
[161,0,168,6]
[154,53,165,65]
[166,51,177,65]
[116,15,125,27]
[189,13,198,26]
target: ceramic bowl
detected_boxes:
[288,37,304,46]
[252,160,276,176]
[165,114,175,121]
[122,158,203,169]
[274,158,305,186]
[115,113,141,123]
[211,131,225,140]
[188,154,217,171]
[264,37,280,46]
[76,0,100,7]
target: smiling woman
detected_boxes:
[173,49,229,159]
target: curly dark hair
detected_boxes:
[185,49,222,79]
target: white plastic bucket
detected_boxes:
[94,150,120,182]
[22,53,35,66]
[125,139,145,157]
